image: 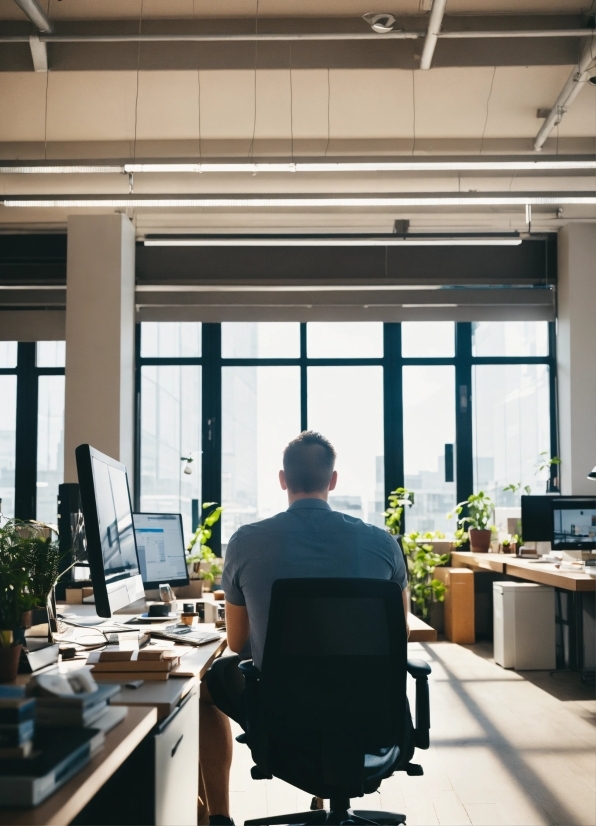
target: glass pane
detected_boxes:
[403,366,456,535]
[140,365,201,541]
[308,366,384,526]
[222,323,300,358]
[472,321,549,357]
[0,376,17,518]
[307,323,383,358]
[36,341,65,368]
[222,367,300,545]
[37,375,65,524]
[473,365,550,523]
[141,322,202,358]
[402,322,455,358]
[0,342,17,368]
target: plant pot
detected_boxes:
[469,528,492,553]
[0,644,22,683]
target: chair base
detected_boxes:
[245,808,406,825]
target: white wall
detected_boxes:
[63,214,135,489]
[557,224,596,495]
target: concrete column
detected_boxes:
[557,224,596,495]
[63,214,135,490]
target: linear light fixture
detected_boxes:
[1,158,595,174]
[143,234,522,247]
[3,194,595,208]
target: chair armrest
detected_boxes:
[407,658,431,679]
[238,659,261,681]
[406,659,431,750]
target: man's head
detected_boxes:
[280,431,338,500]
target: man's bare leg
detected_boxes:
[199,681,234,821]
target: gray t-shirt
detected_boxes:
[221,498,408,669]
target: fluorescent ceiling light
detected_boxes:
[143,235,522,247]
[1,158,595,174]
[403,303,458,308]
[4,194,595,208]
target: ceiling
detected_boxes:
[0,0,594,235]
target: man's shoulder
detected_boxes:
[228,511,290,545]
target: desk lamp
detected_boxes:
[588,466,596,480]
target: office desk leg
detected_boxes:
[555,589,584,672]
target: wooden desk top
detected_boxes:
[0,706,157,826]
[407,613,437,642]
[449,551,595,592]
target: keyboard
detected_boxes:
[149,624,222,647]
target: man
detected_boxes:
[199,431,409,825]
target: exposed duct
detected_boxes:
[12,0,52,33]
[534,33,596,150]
[420,0,448,70]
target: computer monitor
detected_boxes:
[521,495,559,542]
[133,512,189,590]
[552,498,596,551]
[75,444,145,618]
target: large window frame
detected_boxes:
[136,321,557,553]
[0,342,65,521]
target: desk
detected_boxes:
[407,613,437,642]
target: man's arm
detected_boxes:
[225,601,250,654]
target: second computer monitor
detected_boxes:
[133,512,190,589]
[552,499,596,551]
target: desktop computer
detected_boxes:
[552,499,596,551]
[521,495,559,542]
[132,512,189,590]
[75,444,145,618]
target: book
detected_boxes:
[88,650,180,672]
[0,742,33,759]
[0,698,36,724]
[0,727,105,807]
[36,700,108,728]
[29,684,120,709]
[0,719,35,747]
[91,670,170,681]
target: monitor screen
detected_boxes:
[76,444,145,617]
[521,495,558,542]
[133,512,189,589]
[552,500,596,551]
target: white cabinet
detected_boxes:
[154,688,199,826]
[493,582,556,670]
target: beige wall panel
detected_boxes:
[199,70,257,139]
[46,73,138,143]
[136,72,200,140]
[289,70,330,139]
[414,67,495,139]
[0,75,48,142]
[559,82,596,138]
[330,70,415,139]
[253,71,292,139]
[482,66,576,139]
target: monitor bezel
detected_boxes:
[75,444,145,618]
[132,512,190,589]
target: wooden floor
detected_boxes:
[229,641,596,826]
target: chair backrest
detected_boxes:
[259,578,408,749]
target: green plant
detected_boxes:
[186,503,224,583]
[535,453,561,475]
[501,533,519,549]
[447,491,496,547]
[0,521,39,644]
[383,487,415,537]
[503,482,531,496]
[401,532,449,619]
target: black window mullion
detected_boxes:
[202,324,222,554]
[133,323,142,511]
[548,320,559,490]
[15,343,38,520]
[300,323,307,431]
[383,323,404,507]
[455,323,474,505]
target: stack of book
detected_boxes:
[0,697,36,759]
[34,683,122,728]
[87,648,182,681]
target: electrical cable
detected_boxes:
[479,66,496,155]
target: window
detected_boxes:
[137,321,556,551]
[0,375,17,518]
[37,375,65,524]
[37,341,66,368]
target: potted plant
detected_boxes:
[384,488,449,627]
[501,534,519,555]
[448,492,496,553]
[186,503,223,594]
[535,453,561,493]
[0,522,38,682]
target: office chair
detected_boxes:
[236,578,432,826]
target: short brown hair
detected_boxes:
[283,431,336,494]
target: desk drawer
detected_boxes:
[154,690,199,826]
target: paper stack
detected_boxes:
[88,648,182,681]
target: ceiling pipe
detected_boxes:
[534,34,596,151]
[1,28,594,45]
[12,0,52,33]
[420,0,448,70]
